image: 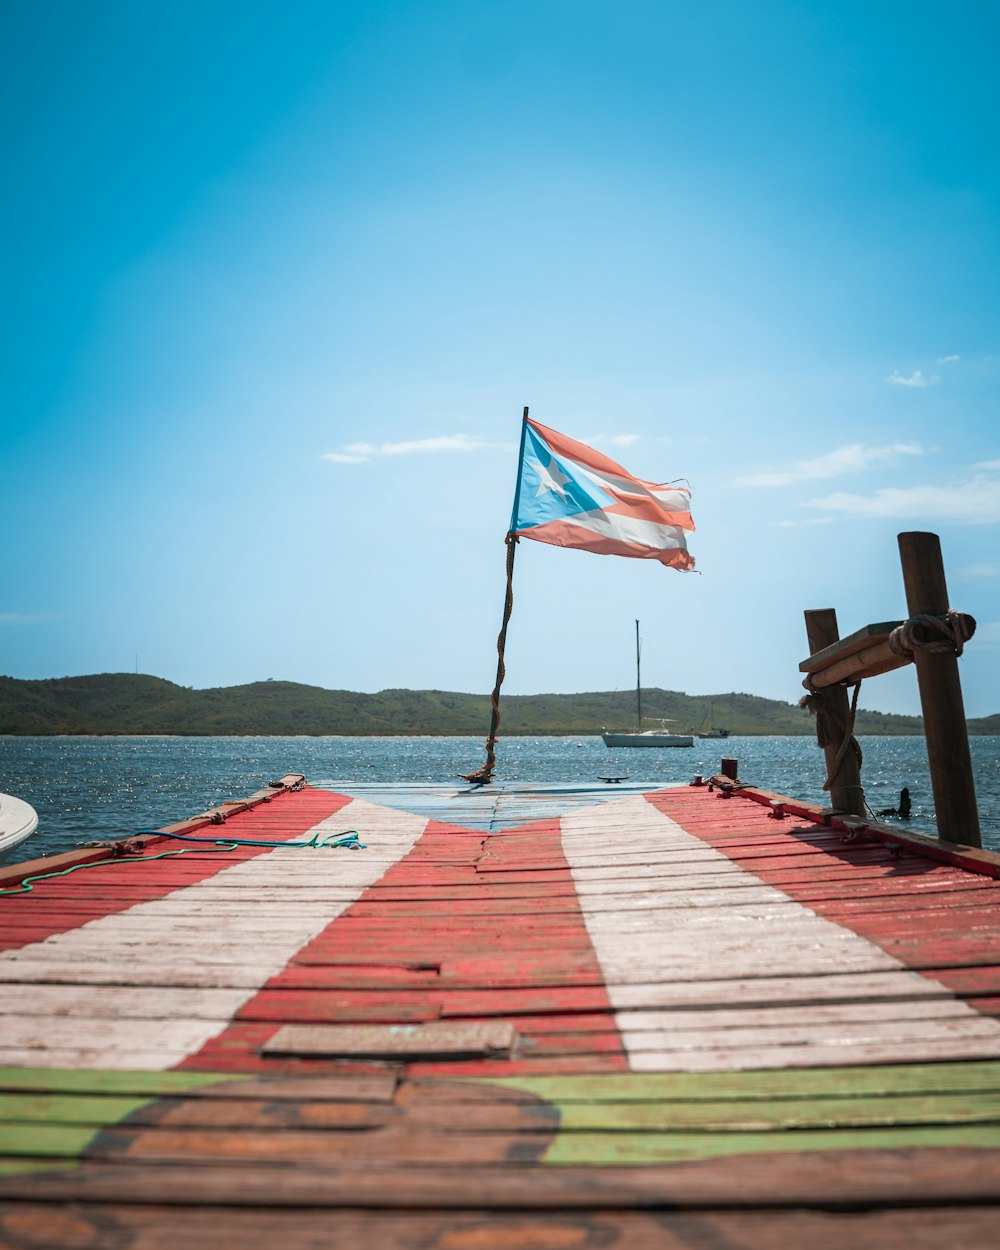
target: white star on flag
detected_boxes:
[535,458,571,498]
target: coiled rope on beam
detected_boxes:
[799,607,975,803]
[888,609,976,659]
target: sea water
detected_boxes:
[2,734,999,864]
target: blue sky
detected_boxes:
[3,0,999,717]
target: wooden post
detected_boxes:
[804,609,866,816]
[897,532,981,846]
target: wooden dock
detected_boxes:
[2,773,1000,1247]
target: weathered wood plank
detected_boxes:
[6,1121,999,1167]
[626,1036,1000,1072]
[2,1203,998,1250]
[263,1021,518,1059]
[0,1068,396,1100]
[0,986,250,1020]
[607,970,954,1009]
[4,1151,1000,1206]
[445,1059,1000,1100]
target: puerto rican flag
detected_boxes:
[510,418,695,571]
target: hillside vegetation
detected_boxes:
[2,672,992,737]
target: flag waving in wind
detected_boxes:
[510,417,695,571]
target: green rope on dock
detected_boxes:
[0,848,196,897]
[0,829,366,897]
[141,829,367,851]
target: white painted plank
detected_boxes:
[0,961,267,988]
[0,1048,208,1070]
[562,886,793,911]
[620,1015,1000,1052]
[0,985,249,1019]
[628,1036,1000,1071]
[526,855,734,880]
[607,970,954,1008]
[616,998,978,1030]
[114,892,363,908]
[581,905,849,931]
[597,951,902,982]
[0,1014,232,1051]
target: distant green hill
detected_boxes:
[2,672,994,737]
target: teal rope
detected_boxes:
[0,847,194,897]
[139,829,367,850]
[0,829,367,898]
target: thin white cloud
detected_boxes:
[776,516,834,528]
[735,442,925,488]
[887,369,938,388]
[956,562,1000,578]
[808,465,1000,524]
[322,451,369,464]
[322,434,513,463]
[973,459,1000,471]
[937,354,961,363]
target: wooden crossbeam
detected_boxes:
[800,621,907,689]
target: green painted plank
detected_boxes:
[0,1069,241,1096]
[0,1094,150,1125]
[544,1123,1000,1165]
[799,621,904,673]
[554,1092,1000,1131]
[11,1090,993,1133]
[487,1060,1000,1104]
[0,1124,99,1159]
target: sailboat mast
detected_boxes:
[635,619,642,730]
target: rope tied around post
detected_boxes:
[800,677,865,796]
[888,609,976,659]
[464,532,518,785]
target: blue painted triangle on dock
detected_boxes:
[310,780,677,832]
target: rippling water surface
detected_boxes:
[2,734,998,863]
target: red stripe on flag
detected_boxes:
[522,517,695,568]
[528,417,664,487]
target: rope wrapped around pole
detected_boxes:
[799,678,865,796]
[888,609,976,659]
[464,533,518,784]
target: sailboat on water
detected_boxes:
[696,702,731,739]
[600,621,694,748]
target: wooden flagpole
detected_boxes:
[464,408,529,785]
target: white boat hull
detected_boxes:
[0,793,39,856]
[601,732,694,748]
